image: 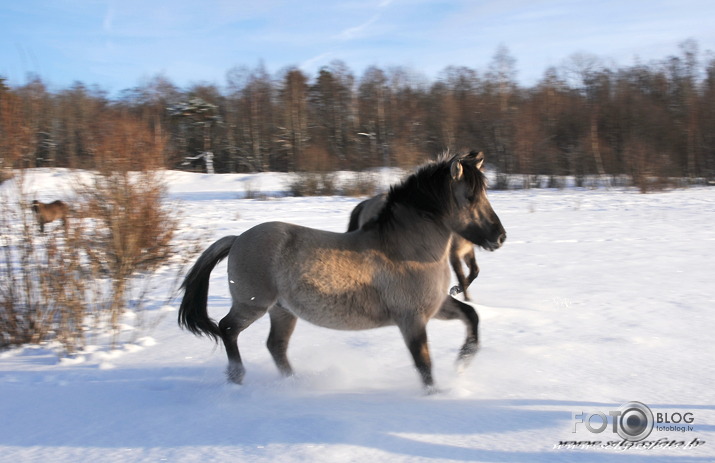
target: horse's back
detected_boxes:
[43,200,69,216]
[227,221,356,302]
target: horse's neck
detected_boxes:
[380,204,452,262]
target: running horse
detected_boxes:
[178,151,506,392]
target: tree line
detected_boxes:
[2,40,714,187]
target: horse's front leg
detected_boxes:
[464,250,479,293]
[450,253,470,300]
[434,296,480,373]
[397,318,436,393]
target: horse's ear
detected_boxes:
[465,151,484,170]
[476,152,485,171]
[465,150,485,171]
[450,158,464,180]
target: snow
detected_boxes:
[1,169,714,462]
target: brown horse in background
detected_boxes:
[31,200,69,233]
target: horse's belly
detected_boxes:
[279,292,394,331]
[279,270,448,331]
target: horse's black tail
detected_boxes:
[178,235,237,342]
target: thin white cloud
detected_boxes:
[334,0,394,41]
[336,13,381,40]
[300,52,336,70]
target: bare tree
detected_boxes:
[278,68,309,170]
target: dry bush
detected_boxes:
[1,111,195,353]
[340,172,380,197]
[73,111,181,340]
[626,141,675,193]
[74,169,178,334]
[0,174,97,353]
[0,169,186,352]
[288,171,381,197]
[288,172,338,196]
[242,179,266,200]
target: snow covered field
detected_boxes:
[1,169,714,462]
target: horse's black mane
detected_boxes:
[368,152,487,229]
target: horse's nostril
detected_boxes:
[498,233,506,245]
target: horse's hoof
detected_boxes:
[424,385,445,396]
[456,342,480,373]
[456,360,466,375]
[449,285,463,296]
[226,364,245,384]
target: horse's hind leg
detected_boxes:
[397,319,435,392]
[266,304,297,377]
[434,296,480,372]
[219,303,268,384]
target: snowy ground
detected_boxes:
[1,169,714,462]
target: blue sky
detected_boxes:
[1,0,714,95]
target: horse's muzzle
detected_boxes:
[485,231,507,251]
[458,223,506,251]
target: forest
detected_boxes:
[1,40,714,188]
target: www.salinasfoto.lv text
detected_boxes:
[554,437,706,451]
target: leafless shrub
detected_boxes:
[242,179,267,200]
[0,173,97,353]
[288,172,338,196]
[69,111,184,342]
[340,172,380,197]
[626,141,675,193]
[288,171,380,197]
[73,169,177,339]
[1,111,200,354]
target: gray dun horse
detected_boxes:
[348,193,480,301]
[178,151,506,392]
[31,199,69,233]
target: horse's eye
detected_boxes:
[467,194,475,202]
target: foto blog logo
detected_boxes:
[573,401,655,442]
